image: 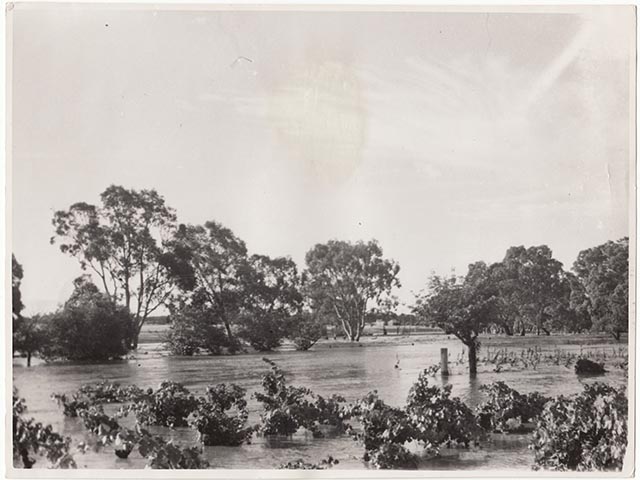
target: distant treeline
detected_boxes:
[11,185,629,367]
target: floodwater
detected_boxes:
[13,333,628,470]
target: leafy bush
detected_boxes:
[254,358,321,436]
[406,370,484,450]
[350,391,415,451]
[348,391,418,468]
[314,394,350,431]
[476,382,550,433]
[13,388,76,469]
[40,279,129,361]
[165,307,232,355]
[531,383,627,471]
[77,380,145,404]
[365,442,419,470]
[279,456,339,469]
[288,314,326,351]
[137,431,210,469]
[575,358,606,374]
[131,382,199,428]
[190,384,253,446]
[13,315,49,366]
[238,315,287,352]
[51,393,91,418]
[52,380,146,419]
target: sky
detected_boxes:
[9,5,634,315]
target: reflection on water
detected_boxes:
[13,334,628,470]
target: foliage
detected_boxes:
[314,394,350,431]
[131,381,199,428]
[531,383,627,471]
[366,442,419,469]
[303,239,400,341]
[254,358,321,436]
[237,314,287,352]
[137,430,210,469]
[12,254,24,320]
[288,313,326,351]
[575,358,606,375]
[76,379,146,404]
[238,254,303,351]
[52,380,146,419]
[493,246,571,335]
[406,370,484,449]
[40,277,130,361]
[279,456,339,469]
[475,382,550,433]
[165,297,235,355]
[162,221,249,345]
[12,256,49,365]
[13,388,76,469]
[348,391,418,469]
[77,405,121,436]
[573,238,629,340]
[413,263,497,374]
[51,393,91,418]
[189,384,253,446]
[51,185,177,349]
[13,315,49,366]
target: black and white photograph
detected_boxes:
[6,4,635,476]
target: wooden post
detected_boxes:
[440,347,449,376]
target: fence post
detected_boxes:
[440,347,449,376]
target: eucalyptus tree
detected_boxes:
[303,239,400,342]
[162,221,250,346]
[413,262,498,375]
[51,185,176,348]
[573,237,629,340]
[238,254,303,351]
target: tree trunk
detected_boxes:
[541,327,551,336]
[27,351,31,367]
[503,323,513,336]
[467,342,477,376]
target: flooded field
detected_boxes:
[13,333,628,470]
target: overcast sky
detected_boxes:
[10,5,634,314]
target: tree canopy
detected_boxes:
[573,237,629,340]
[413,262,498,374]
[51,185,176,348]
[303,240,400,341]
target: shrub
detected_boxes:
[365,442,418,470]
[575,358,606,375]
[254,358,321,436]
[350,391,415,452]
[77,380,145,404]
[189,384,253,446]
[40,279,129,361]
[13,316,49,366]
[476,382,550,433]
[406,370,484,450]
[348,391,418,468]
[238,315,286,352]
[137,431,210,469]
[77,405,120,433]
[131,382,199,428]
[13,388,76,469]
[165,307,232,356]
[51,393,91,418]
[531,383,627,471]
[314,394,350,431]
[279,456,339,469]
[288,314,326,351]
